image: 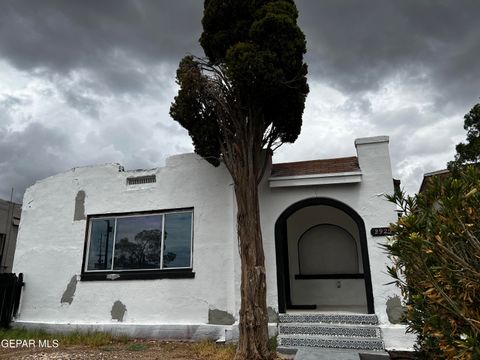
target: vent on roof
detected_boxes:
[126,175,156,186]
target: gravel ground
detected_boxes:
[0,341,206,360]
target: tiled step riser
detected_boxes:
[279,324,380,338]
[279,314,378,325]
[278,336,384,351]
[278,313,385,351]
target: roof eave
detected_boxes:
[268,170,362,188]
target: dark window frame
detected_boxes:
[80,208,195,281]
[0,233,5,269]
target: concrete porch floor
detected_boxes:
[286,305,368,314]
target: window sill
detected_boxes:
[80,269,195,281]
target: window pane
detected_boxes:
[87,219,115,270]
[113,215,162,270]
[163,212,192,268]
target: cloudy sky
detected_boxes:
[0,0,479,202]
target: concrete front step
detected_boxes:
[279,313,379,325]
[278,334,385,351]
[278,313,384,352]
[292,348,390,360]
[279,323,381,338]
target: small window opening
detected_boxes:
[126,175,156,186]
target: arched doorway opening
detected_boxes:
[274,198,374,314]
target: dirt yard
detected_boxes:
[0,340,234,360]
[0,339,292,360]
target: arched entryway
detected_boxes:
[274,198,374,314]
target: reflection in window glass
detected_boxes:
[163,213,192,268]
[113,215,162,270]
[85,210,193,273]
[87,219,115,270]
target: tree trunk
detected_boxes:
[233,161,272,360]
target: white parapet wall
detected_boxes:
[13,154,238,337]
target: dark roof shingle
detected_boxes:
[271,156,360,177]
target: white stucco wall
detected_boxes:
[13,154,237,332]
[354,137,402,326]
[259,136,413,349]
[13,137,413,349]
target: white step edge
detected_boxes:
[279,323,381,338]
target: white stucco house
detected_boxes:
[12,136,415,351]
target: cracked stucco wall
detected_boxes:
[13,154,236,325]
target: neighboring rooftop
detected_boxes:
[0,198,21,214]
[271,156,360,178]
[419,169,450,193]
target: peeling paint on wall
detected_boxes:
[111,301,127,322]
[60,276,77,305]
[386,295,406,324]
[73,190,86,221]
[208,309,235,325]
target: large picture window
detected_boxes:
[82,209,194,281]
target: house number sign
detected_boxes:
[370,227,394,236]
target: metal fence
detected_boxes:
[0,273,23,328]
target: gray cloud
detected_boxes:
[0,0,203,96]
[0,0,479,201]
[0,122,70,202]
[297,0,480,108]
[0,95,31,110]
[62,88,102,119]
[337,95,372,117]
[0,1,203,69]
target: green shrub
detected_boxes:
[385,166,480,359]
[267,336,277,353]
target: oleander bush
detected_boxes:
[385,166,480,359]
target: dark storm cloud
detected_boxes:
[0,0,479,201]
[296,0,480,108]
[0,122,70,203]
[0,0,203,93]
[2,0,478,103]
